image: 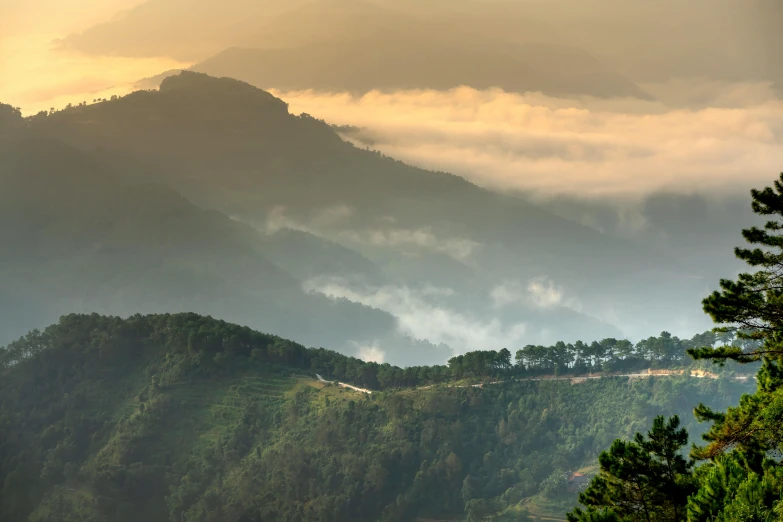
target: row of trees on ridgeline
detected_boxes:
[2,320,752,394]
[0,311,747,522]
[447,330,760,380]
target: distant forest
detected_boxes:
[0,313,752,522]
[451,329,758,380]
[1,317,750,393]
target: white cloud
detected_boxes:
[272,84,783,198]
[362,228,480,261]
[263,206,480,261]
[264,204,354,234]
[304,277,528,355]
[263,206,300,234]
[354,342,386,364]
[491,278,582,311]
[527,277,565,309]
[490,280,528,309]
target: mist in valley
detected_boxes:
[3,1,783,521]
[1,0,781,365]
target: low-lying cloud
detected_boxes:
[303,277,599,355]
[353,341,386,364]
[361,228,479,261]
[272,82,783,197]
[491,278,581,311]
[265,204,354,234]
[264,205,480,262]
[304,277,529,355]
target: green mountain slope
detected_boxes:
[0,314,753,522]
[0,135,447,363]
[1,74,646,355]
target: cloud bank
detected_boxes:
[353,341,386,364]
[304,277,529,355]
[264,205,480,262]
[303,277,597,355]
[491,278,581,311]
[272,83,783,197]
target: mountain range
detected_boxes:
[63,0,783,100]
[0,72,751,363]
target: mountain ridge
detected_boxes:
[0,313,754,522]
[0,72,717,357]
[0,131,451,363]
[188,39,652,99]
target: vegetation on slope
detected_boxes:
[568,173,783,521]
[0,313,751,522]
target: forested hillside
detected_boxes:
[0,314,752,522]
[0,72,739,363]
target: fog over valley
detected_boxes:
[3,1,783,521]
[1,0,781,363]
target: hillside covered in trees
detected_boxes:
[0,71,744,366]
[0,313,752,522]
[4,173,782,522]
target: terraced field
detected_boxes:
[129,373,298,462]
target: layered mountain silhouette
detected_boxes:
[64,0,651,99]
[0,133,445,363]
[62,0,783,96]
[189,40,650,99]
[1,72,728,362]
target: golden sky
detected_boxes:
[1,0,780,197]
[2,0,780,115]
[0,0,188,113]
[0,0,136,35]
[274,85,783,196]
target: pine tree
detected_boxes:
[686,453,751,521]
[688,174,783,461]
[571,174,783,521]
[685,173,783,519]
[691,173,783,364]
[566,416,694,522]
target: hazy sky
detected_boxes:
[0,0,185,112]
[1,0,781,197]
[3,0,781,112]
[0,0,135,36]
[276,85,783,196]
[1,0,779,351]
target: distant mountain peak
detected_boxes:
[158,71,290,113]
[189,39,651,99]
